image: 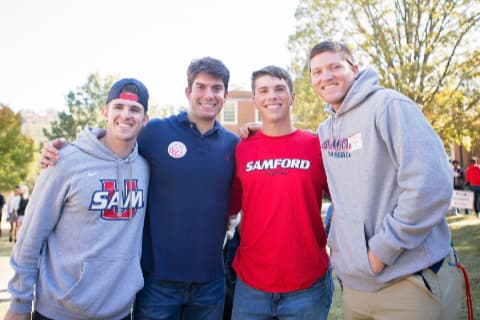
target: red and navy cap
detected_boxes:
[106,78,149,112]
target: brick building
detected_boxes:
[217,90,257,135]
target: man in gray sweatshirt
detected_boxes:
[5,78,150,320]
[310,41,463,319]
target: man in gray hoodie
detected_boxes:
[309,41,463,319]
[5,78,150,320]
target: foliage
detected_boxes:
[288,0,480,150]
[0,105,35,191]
[43,73,118,141]
[148,104,187,120]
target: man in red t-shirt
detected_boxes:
[466,157,480,216]
[229,66,332,320]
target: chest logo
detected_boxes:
[168,141,187,159]
[90,179,144,220]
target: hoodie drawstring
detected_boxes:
[116,158,122,217]
[129,159,133,220]
[116,158,134,220]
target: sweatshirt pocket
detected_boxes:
[327,215,375,278]
[60,256,144,318]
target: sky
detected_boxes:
[0,0,300,113]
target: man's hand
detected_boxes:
[238,122,261,140]
[4,311,31,320]
[368,249,385,274]
[40,138,67,169]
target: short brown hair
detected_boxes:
[251,65,294,94]
[309,41,354,67]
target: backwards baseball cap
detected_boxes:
[106,78,149,112]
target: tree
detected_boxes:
[43,73,117,141]
[0,105,35,191]
[288,0,480,150]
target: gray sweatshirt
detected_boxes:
[8,127,149,319]
[318,68,453,292]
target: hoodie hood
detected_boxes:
[71,127,139,218]
[324,68,383,116]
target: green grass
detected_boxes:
[448,214,480,319]
[0,215,478,319]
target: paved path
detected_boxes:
[0,256,12,302]
[0,222,13,303]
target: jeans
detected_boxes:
[133,274,225,320]
[470,185,480,213]
[231,267,333,320]
[32,311,131,320]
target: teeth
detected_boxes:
[265,104,281,109]
[323,84,337,91]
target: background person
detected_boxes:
[0,193,4,237]
[451,160,468,215]
[466,156,480,217]
[14,186,29,237]
[6,186,21,243]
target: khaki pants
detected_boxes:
[342,259,464,320]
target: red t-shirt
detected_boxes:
[466,164,480,186]
[229,130,330,292]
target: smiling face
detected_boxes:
[103,101,148,144]
[253,75,294,126]
[185,72,227,125]
[310,51,358,111]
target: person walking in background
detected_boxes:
[466,156,480,217]
[5,78,150,320]
[309,40,463,319]
[14,186,29,237]
[0,192,4,237]
[452,160,466,191]
[229,66,333,319]
[6,186,21,243]
[451,160,468,215]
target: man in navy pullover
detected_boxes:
[134,57,239,319]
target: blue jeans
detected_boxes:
[133,275,225,320]
[232,267,333,320]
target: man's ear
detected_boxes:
[102,105,109,119]
[352,64,360,79]
[142,114,149,126]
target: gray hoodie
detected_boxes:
[318,68,452,292]
[8,127,149,319]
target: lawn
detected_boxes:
[0,215,478,318]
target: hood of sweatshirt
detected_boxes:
[71,127,139,218]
